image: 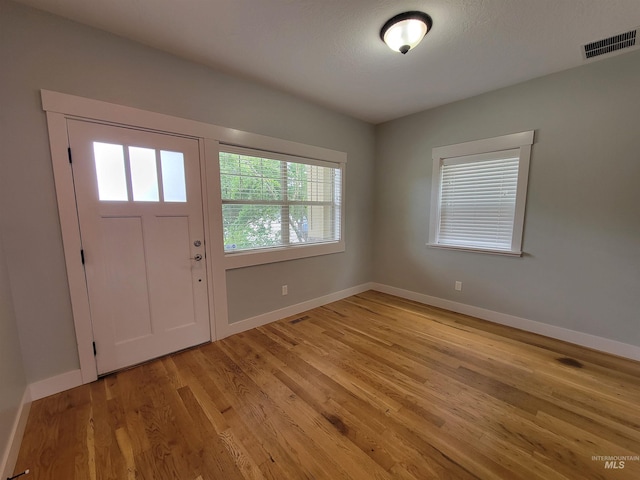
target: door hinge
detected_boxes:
[80,249,85,265]
[92,341,97,356]
[68,147,72,164]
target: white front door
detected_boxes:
[67,119,210,375]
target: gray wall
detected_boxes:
[374,49,640,347]
[0,0,375,382]
[0,233,27,461]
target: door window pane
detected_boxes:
[129,146,159,202]
[93,142,128,201]
[160,150,187,202]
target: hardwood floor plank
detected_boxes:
[195,344,324,480]
[14,291,640,479]
[174,385,247,480]
[216,337,390,480]
[225,333,401,475]
[249,330,473,479]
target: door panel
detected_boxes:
[67,119,210,375]
[148,216,197,331]
[101,216,153,343]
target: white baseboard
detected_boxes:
[29,369,83,401]
[218,283,374,339]
[1,388,31,480]
[2,370,83,477]
[371,283,640,362]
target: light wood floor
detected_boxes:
[14,291,640,479]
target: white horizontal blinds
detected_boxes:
[438,150,520,251]
[219,148,341,252]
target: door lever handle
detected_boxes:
[190,254,203,261]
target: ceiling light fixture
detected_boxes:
[380,11,433,54]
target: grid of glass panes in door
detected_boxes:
[93,142,187,202]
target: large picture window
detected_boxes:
[429,131,534,255]
[219,146,343,254]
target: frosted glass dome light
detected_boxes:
[380,11,433,54]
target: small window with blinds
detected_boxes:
[429,131,534,255]
[219,146,343,254]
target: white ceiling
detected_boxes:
[14,0,640,124]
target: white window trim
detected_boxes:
[217,144,345,268]
[428,130,534,256]
[40,89,346,382]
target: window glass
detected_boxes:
[219,150,342,253]
[93,142,128,201]
[222,203,282,251]
[220,155,283,201]
[129,146,159,202]
[160,150,187,202]
[439,156,519,251]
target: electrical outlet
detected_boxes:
[455,281,462,291]
[282,285,288,296]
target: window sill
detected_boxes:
[427,243,522,257]
[224,241,345,269]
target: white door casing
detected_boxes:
[68,119,211,374]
